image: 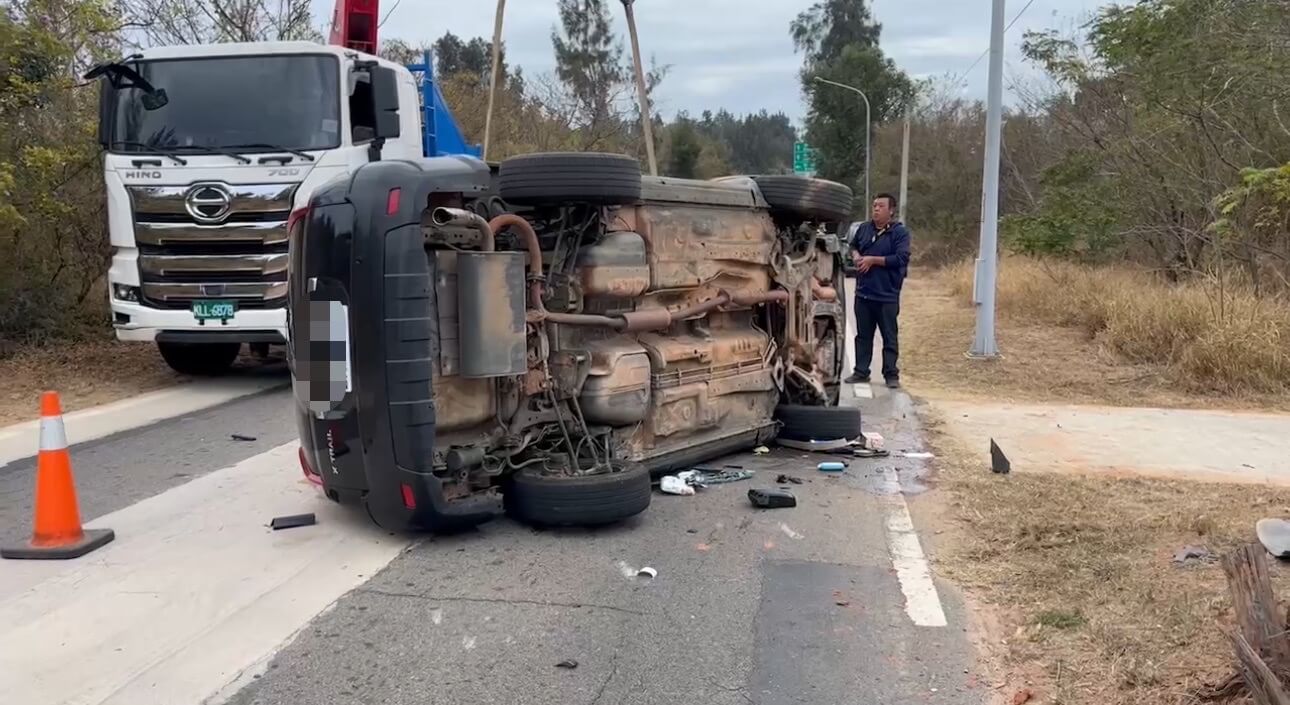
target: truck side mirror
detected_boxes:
[96,81,111,148]
[370,66,401,140]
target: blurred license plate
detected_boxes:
[193,300,236,320]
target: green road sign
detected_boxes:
[793,142,817,176]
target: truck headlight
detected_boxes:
[113,284,140,302]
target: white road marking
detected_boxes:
[877,467,948,627]
[0,442,411,705]
[0,377,285,467]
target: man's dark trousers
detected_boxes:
[854,296,899,381]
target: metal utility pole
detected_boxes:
[621,0,658,176]
[970,0,1006,359]
[813,76,871,212]
[482,0,507,161]
[898,108,911,224]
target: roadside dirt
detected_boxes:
[0,340,283,426]
[896,269,1290,705]
[899,272,1290,412]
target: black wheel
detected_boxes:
[157,341,241,376]
[752,175,853,223]
[499,152,643,206]
[507,460,651,527]
[774,404,863,442]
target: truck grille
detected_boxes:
[128,183,296,309]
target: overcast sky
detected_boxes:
[320,0,1114,121]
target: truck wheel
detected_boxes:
[157,341,241,376]
[775,404,863,442]
[752,175,853,223]
[507,460,651,527]
[499,152,642,206]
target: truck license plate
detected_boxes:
[192,300,237,320]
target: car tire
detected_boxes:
[157,341,241,376]
[774,404,863,442]
[507,460,651,527]
[499,152,643,206]
[752,175,853,223]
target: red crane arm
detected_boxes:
[329,0,380,54]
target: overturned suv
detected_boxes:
[289,152,860,532]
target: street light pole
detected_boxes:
[813,76,870,211]
[898,107,911,224]
[621,0,659,176]
[970,0,1006,358]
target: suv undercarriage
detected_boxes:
[289,152,858,532]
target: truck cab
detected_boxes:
[95,42,424,374]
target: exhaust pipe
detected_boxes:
[431,207,495,251]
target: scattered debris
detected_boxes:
[990,439,1011,474]
[861,432,885,450]
[660,476,695,496]
[1256,518,1290,558]
[777,437,854,453]
[753,445,770,455]
[776,474,804,485]
[269,513,316,530]
[748,488,797,508]
[1011,688,1033,705]
[462,636,477,650]
[556,660,579,669]
[817,461,847,473]
[833,590,851,607]
[850,448,890,459]
[231,433,257,442]
[616,561,638,578]
[695,543,711,552]
[686,467,756,486]
[637,567,658,579]
[686,528,698,534]
[898,451,935,459]
[429,608,443,625]
[779,522,804,540]
[1173,545,1216,564]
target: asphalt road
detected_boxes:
[0,385,295,545]
[218,385,981,705]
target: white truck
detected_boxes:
[92,38,471,374]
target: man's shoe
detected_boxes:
[885,378,901,389]
[844,373,870,384]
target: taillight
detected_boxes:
[400,483,417,509]
[287,206,310,234]
[299,446,322,487]
[386,188,401,215]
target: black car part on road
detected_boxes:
[774,404,863,442]
[752,175,853,224]
[507,461,652,527]
[498,152,643,206]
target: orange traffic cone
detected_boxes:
[1,391,114,560]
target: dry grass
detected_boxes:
[900,262,1290,411]
[0,340,183,425]
[945,257,1290,398]
[925,417,1290,705]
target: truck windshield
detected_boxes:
[109,55,341,153]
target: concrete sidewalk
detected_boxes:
[931,399,1290,485]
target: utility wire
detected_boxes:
[948,0,1041,92]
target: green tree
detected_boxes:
[1,0,122,345]
[791,0,913,198]
[552,0,626,135]
[665,118,702,178]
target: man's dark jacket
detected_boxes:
[851,220,911,303]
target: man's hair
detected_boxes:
[874,192,898,213]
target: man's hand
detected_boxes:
[857,255,884,274]
[851,252,863,270]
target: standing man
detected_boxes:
[847,193,911,388]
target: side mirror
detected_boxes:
[96,81,111,148]
[141,88,168,111]
[370,66,401,140]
